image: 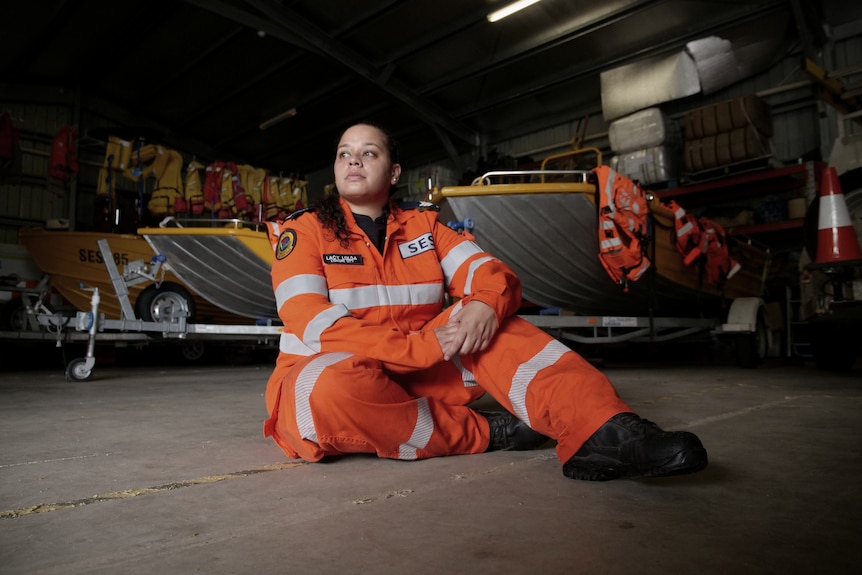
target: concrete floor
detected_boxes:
[1,348,861,575]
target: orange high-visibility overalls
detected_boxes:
[263,198,630,464]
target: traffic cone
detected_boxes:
[812,165,862,266]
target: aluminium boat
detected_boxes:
[18,228,250,324]
[138,219,277,320]
[427,149,766,318]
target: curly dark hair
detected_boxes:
[315,121,400,248]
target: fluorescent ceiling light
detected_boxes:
[487,0,543,23]
[259,107,296,130]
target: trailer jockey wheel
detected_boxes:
[65,357,94,382]
[135,282,196,324]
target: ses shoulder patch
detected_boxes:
[275,229,298,260]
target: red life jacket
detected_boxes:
[203,161,225,215]
[49,125,79,182]
[592,165,651,289]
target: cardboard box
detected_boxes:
[686,108,703,140]
[716,132,732,165]
[685,139,704,171]
[701,135,718,169]
[730,126,769,162]
[684,93,773,140]
[731,94,772,137]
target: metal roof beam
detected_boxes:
[237,0,479,148]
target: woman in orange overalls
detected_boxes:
[263,122,707,481]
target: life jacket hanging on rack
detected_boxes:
[49,125,79,182]
[592,165,651,290]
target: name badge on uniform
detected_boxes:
[398,232,435,259]
[323,253,364,265]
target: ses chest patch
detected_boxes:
[398,232,435,259]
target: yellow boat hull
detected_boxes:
[18,229,250,324]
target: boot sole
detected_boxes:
[564,447,708,481]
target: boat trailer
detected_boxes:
[9,238,282,381]
[7,236,779,380]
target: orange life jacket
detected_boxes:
[592,165,651,289]
[665,200,740,285]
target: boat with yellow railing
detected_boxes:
[426,147,767,318]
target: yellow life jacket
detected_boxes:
[183,160,206,215]
[268,176,309,220]
[237,164,267,221]
[122,144,185,217]
[96,135,132,196]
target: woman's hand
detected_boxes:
[434,301,498,361]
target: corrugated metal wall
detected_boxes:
[3,31,861,245]
[0,91,148,246]
[0,100,74,244]
[490,34,862,174]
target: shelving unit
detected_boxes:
[656,161,821,207]
[654,161,821,244]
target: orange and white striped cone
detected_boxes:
[811,165,862,267]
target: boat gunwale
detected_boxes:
[438,182,596,197]
[138,226,267,238]
[436,168,596,198]
[138,216,269,238]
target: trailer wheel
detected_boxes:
[135,282,196,323]
[179,341,207,362]
[65,358,93,382]
[735,310,768,368]
[0,298,27,331]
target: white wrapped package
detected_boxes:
[601,50,701,121]
[608,108,679,154]
[610,145,681,186]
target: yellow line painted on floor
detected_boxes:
[1,461,305,520]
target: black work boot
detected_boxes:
[563,412,707,481]
[477,410,549,452]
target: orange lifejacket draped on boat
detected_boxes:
[592,165,651,289]
[665,200,741,286]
